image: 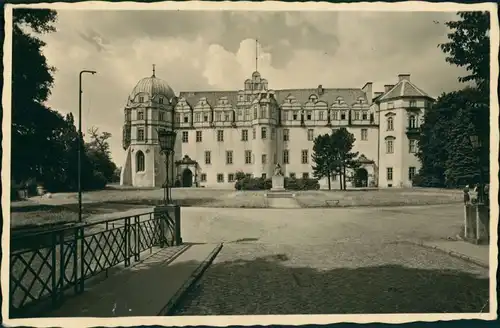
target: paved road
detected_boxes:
[173,204,490,315]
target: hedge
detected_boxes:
[235,177,320,191]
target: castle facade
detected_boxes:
[120,70,433,189]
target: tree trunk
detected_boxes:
[339,171,343,190]
[327,172,331,190]
[343,165,347,190]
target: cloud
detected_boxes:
[29,9,468,166]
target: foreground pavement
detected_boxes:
[172,204,491,315]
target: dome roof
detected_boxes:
[129,75,175,101]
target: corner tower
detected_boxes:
[120,67,177,187]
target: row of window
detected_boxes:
[181,128,370,143]
[386,167,416,181]
[135,96,166,104]
[385,115,420,131]
[210,172,313,183]
[203,149,310,165]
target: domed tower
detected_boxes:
[120,67,177,187]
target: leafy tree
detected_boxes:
[87,127,118,182]
[331,128,360,190]
[439,11,490,95]
[11,8,59,183]
[312,134,337,190]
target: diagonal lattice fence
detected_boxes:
[10,208,178,318]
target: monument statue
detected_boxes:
[273,163,283,176]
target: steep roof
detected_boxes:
[378,79,431,102]
[178,88,367,108]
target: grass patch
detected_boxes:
[295,190,462,208]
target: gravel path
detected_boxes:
[172,204,490,315]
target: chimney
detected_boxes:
[398,74,411,82]
[361,82,373,105]
[317,84,324,96]
[374,91,384,100]
[384,85,394,93]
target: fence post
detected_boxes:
[125,217,130,267]
[135,216,140,262]
[51,232,57,306]
[79,226,85,293]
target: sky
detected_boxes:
[31,9,468,166]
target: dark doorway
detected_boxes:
[182,169,193,187]
[354,168,368,187]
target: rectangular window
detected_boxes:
[340,112,346,120]
[200,173,207,182]
[283,150,289,164]
[139,96,144,103]
[253,108,258,119]
[226,150,233,164]
[409,167,416,181]
[301,149,309,164]
[184,115,189,123]
[242,129,248,141]
[362,112,368,120]
[203,114,209,122]
[283,129,290,141]
[195,113,201,122]
[260,106,266,118]
[261,154,267,164]
[410,100,417,108]
[138,111,144,120]
[306,111,312,120]
[261,127,267,139]
[261,173,267,179]
[292,113,298,121]
[302,172,309,179]
[386,140,394,154]
[387,117,394,131]
[271,128,276,140]
[273,153,277,164]
[159,111,165,121]
[307,129,314,141]
[225,113,230,121]
[387,167,393,181]
[215,112,221,121]
[196,131,202,142]
[409,139,417,153]
[252,128,256,139]
[245,150,252,164]
[332,111,338,120]
[205,151,211,165]
[228,173,235,182]
[182,131,189,143]
[217,174,224,183]
[245,173,253,179]
[245,109,250,120]
[175,113,181,123]
[137,128,145,141]
[319,111,324,120]
[217,130,224,142]
[354,111,360,120]
[289,172,296,179]
[332,174,337,181]
[361,129,368,141]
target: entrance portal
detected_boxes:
[181,168,193,187]
[354,168,368,187]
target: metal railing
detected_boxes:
[9,209,177,318]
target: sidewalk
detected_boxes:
[45,243,222,317]
[416,240,489,268]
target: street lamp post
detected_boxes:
[158,129,177,204]
[78,70,97,222]
[469,134,484,204]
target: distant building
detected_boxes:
[120,69,433,189]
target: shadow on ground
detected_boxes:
[172,253,489,315]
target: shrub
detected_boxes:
[235,177,272,190]
[285,177,320,190]
[235,171,246,181]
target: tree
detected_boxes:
[331,128,360,190]
[312,128,359,190]
[439,11,490,95]
[86,127,118,182]
[312,134,339,190]
[11,8,59,183]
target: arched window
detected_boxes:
[136,151,145,172]
[387,117,394,131]
[159,97,164,104]
[408,115,416,128]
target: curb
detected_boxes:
[158,243,224,315]
[400,240,488,269]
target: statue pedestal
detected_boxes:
[271,175,285,191]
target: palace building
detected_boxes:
[120,68,433,189]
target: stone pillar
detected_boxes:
[463,204,490,244]
[154,204,182,247]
